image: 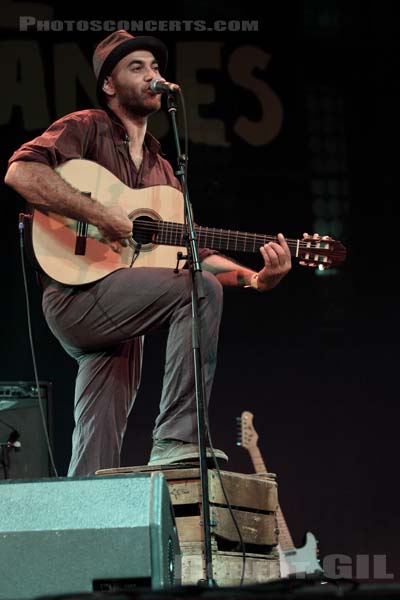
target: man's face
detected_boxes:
[105,49,163,116]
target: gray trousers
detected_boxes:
[42,267,223,476]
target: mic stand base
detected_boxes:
[197,578,218,588]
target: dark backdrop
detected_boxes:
[1,0,399,583]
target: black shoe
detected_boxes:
[148,439,228,466]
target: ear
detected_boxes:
[102,76,115,98]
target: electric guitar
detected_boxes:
[237,410,324,578]
[31,159,347,285]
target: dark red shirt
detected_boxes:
[9,108,215,262]
[9,109,179,190]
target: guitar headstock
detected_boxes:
[297,233,347,270]
[236,411,259,450]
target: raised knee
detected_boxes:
[202,271,223,306]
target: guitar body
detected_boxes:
[32,159,186,285]
[278,531,323,578]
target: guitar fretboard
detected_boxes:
[130,220,344,262]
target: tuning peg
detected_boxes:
[299,260,316,267]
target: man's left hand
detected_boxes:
[257,233,292,292]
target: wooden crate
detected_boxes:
[96,465,280,585]
[181,542,280,586]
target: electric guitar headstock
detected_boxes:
[296,233,347,270]
[236,410,259,451]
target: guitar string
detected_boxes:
[126,222,346,258]
[126,239,345,260]
[129,220,342,246]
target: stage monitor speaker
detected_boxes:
[0,473,181,599]
[0,380,53,480]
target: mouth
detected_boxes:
[145,87,160,96]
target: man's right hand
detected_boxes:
[97,205,133,253]
[5,163,133,255]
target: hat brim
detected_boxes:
[96,36,168,107]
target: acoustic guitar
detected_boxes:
[31,159,347,285]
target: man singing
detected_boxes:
[4,30,292,476]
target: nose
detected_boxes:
[144,66,160,81]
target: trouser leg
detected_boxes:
[67,338,143,476]
[42,267,223,475]
[152,274,223,442]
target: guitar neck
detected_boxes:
[196,226,287,255]
[276,507,295,551]
[157,223,302,258]
[248,445,295,551]
[248,445,268,475]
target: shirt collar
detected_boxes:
[107,110,161,155]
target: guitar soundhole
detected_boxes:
[132,216,158,246]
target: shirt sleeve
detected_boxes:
[8,114,219,263]
[8,112,92,168]
[198,247,220,261]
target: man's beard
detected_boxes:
[116,85,160,118]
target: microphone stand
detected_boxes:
[166,92,216,587]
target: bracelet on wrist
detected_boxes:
[244,273,259,290]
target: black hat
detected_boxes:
[93,29,168,106]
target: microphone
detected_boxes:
[149,78,180,94]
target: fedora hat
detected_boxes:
[93,29,168,105]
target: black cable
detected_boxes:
[206,421,247,585]
[0,417,18,433]
[198,340,247,586]
[0,417,20,446]
[168,86,247,585]
[177,87,189,182]
[18,214,59,478]
[174,86,248,586]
